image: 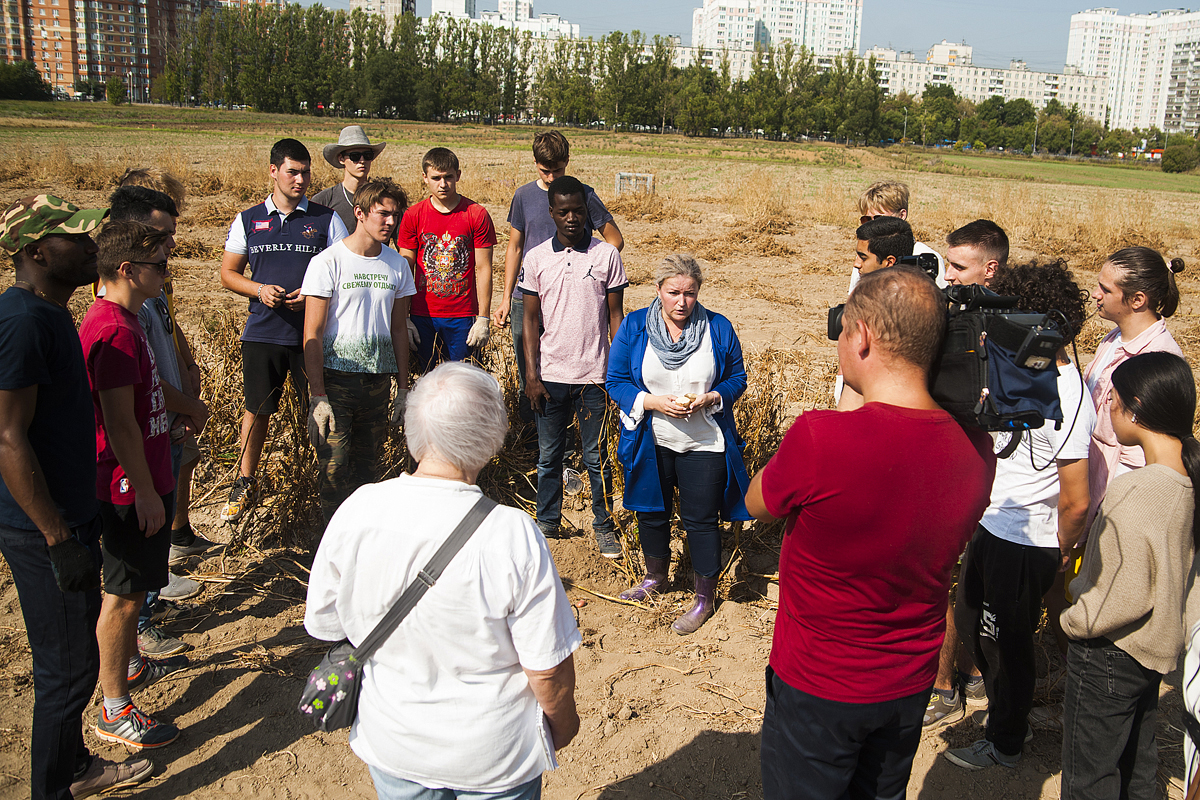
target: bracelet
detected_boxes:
[256,284,265,302]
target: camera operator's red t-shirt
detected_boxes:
[759,403,995,704]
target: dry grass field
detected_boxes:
[0,106,1198,800]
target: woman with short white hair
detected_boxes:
[305,361,581,800]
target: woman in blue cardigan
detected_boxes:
[606,254,752,635]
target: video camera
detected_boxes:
[828,279,1067,437]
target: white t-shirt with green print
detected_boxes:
[301,240,417,374]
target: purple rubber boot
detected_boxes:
[672,573,718,635]
[619,555,669,602]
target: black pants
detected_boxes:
[635,447,726,578]
[761,666,926,800]
[1062,638,1162,800]
[955,525,1059,756]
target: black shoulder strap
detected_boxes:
[352,495,497,662]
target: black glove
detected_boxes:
[47,537,100,593]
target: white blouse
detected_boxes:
[626,326,725,453]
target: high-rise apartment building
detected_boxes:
[0,0,282,99]
[867,43,1108,122]
[348,0,413,25]
[690,0,862,58]
[498,0,532,22]
[1067,6,1200,131]
[430,0,474,18]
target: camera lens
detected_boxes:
[827,305,845,341]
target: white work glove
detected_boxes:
[466,316,490,348]
[407,318,420,350]
[390,378,407,426]
[308,395,335,446]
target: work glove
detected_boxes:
[48,536,100,593]
[390,377,407,426]
[407,318,420,350]
[466,316,490,348]
[308,395,335,446]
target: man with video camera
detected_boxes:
[748,267,997,800]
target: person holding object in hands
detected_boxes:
[606,254,752,635]
[305,362,580,800]
[302,178,415,530]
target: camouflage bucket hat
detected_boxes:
[0,195,108,253]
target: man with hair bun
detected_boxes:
[747,267,996,800]
[302,178,416,530]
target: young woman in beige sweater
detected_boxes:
[1061,351,1200,800]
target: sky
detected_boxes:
[314,0,1192,73]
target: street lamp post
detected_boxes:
[902,106,908,141]
[1033,118,1039,155]
[1070,123,1075,157]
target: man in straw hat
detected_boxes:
[0,196,155,797]
[313,125,387,235]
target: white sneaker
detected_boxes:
[159,573,202,601]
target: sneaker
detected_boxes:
[944,739,1021,770]
[538,523,565,539]
[70,755,154,798]
[94,705,179,750]
[127,654,188,694]
[159,573,202,601]
[138,625,190,658]
[923,688,965,729]
[963,675,988,707]
[220,476,256,523]
[594,528,621,559]
[169,531,220,565]
[146,598,190,626]
[971,710,1034,743]
[1028,703,1063,732]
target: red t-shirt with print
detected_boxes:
[397,196,497,318]
[79,298,175,504]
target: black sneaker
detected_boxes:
[220,476,256,523]
[127,654,188,694]
[594,528,622,559]
[94,705,179,751]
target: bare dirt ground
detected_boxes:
[0,121,1198,800]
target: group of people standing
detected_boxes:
[2,124,1199,800]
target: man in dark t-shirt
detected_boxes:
[0,196,155,797]
[746,267,996,800]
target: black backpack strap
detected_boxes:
[352,495,498,662]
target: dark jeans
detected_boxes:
[535,381,613,534]
[0,516,102,800]
[761,666,926,800]
[138,440,185,633]
[636,447,726,577]
[510,293,535,423]
[955,525,1059,756]
[315,369,390,525]
[1062,638,1162,800]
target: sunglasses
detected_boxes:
[130,259,169,276]
[859,214,881,224]
[343,150,376,163]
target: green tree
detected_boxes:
[1162,144,1198,173]
[105,75,127,105]
[0,61,52,101]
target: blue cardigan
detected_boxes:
[605,307,753,521]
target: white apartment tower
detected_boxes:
[691,0,862,57]
[431,0,476,18]
[1067,7,1200,131]
[349,0,414,23]
[498,0,533,22]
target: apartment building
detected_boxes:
[690,0,862,58]
[1067,6,1200,131]
[349,0,414,25]
[866,41,1109,122]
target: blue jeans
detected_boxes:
[0,516,102,800]
[1062,638,1161,800]
[535,381,613,535]
[368,768,541,800]
[412,315,475,371]
[760,666,926,800]
[636,447,726,577]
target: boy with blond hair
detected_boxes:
[851,180,946,292]
[494,131,623,420]
[398,147,496,369]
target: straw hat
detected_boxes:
[322,126,387,169]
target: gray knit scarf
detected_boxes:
[646,297,708,371]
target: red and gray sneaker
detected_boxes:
[94,705,179,750]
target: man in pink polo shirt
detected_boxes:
[520,176,626,558]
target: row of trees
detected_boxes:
[150,4,1192,158]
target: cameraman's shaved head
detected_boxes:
[843,267,945,371]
